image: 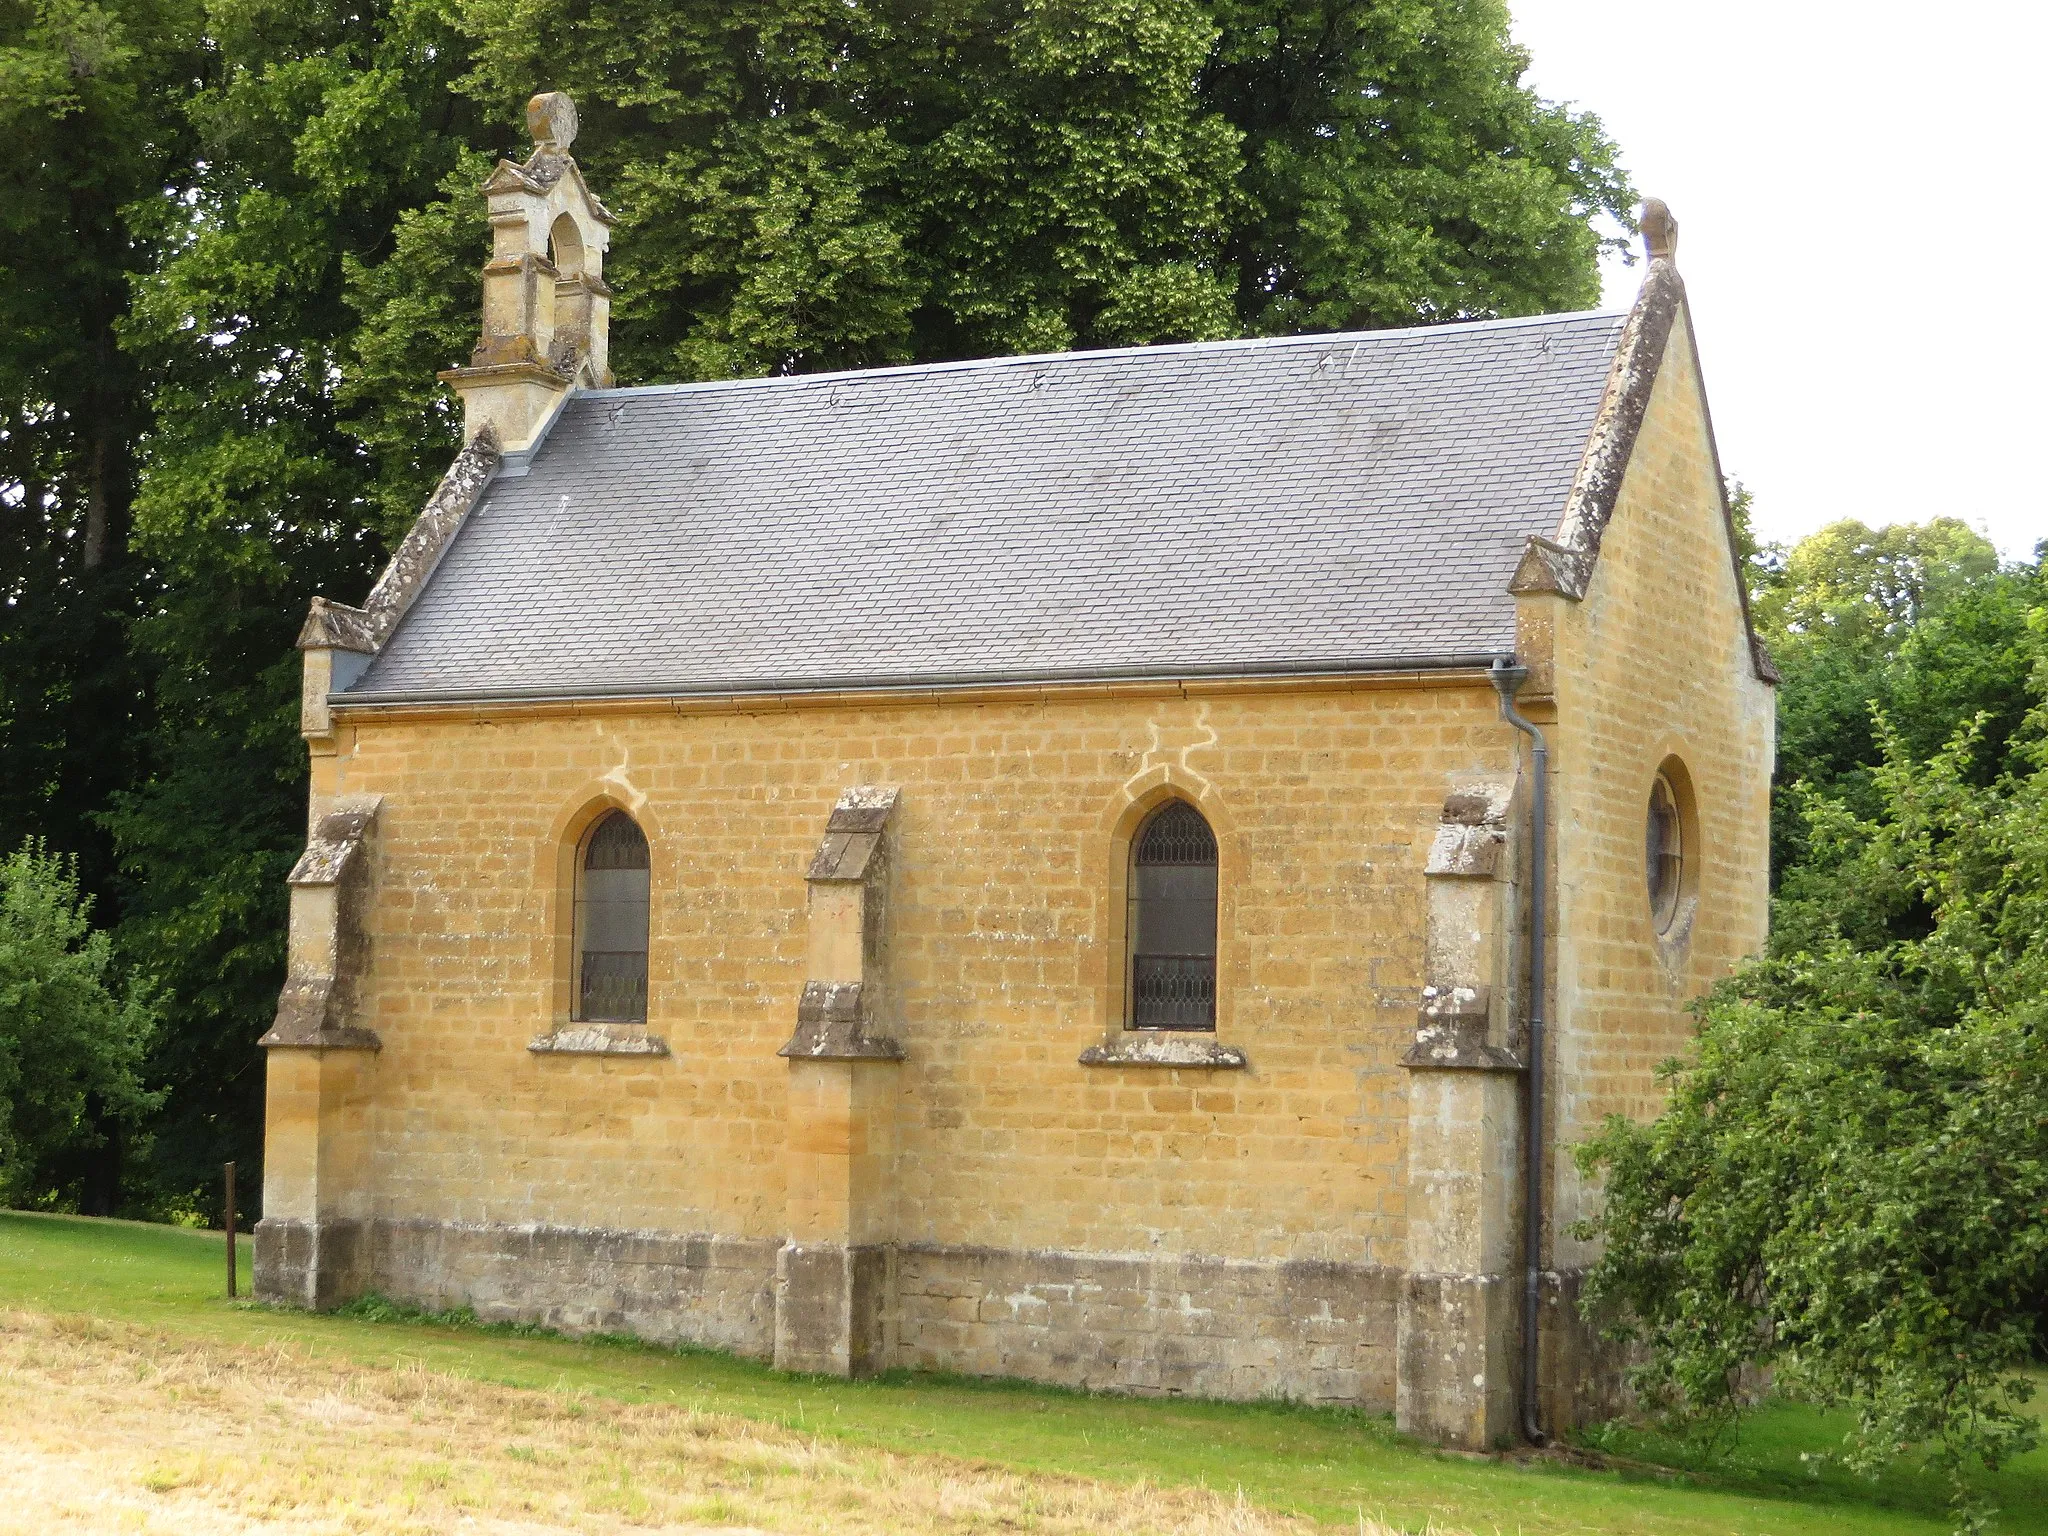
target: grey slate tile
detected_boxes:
[349,310,1624,701]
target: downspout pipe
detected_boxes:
[1490,656,1549,1446]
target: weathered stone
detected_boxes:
[253,1216,369,1311]
[775,1242,893,1376]
[1404,987,1521,1072]
[1076,1035,1247,1069]
[260,170,1776,1451]
[439,91,615,452]
[1397,1271,1519,1449]
[262,1215,777,1350]
[895,1245,1397,1406]
[779,982,904,1061]
[260,798,383,1051]
[1424,821,1505,879]
[528,1023,670,1056]
[1508,535,1594,601]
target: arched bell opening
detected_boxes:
[549,212,586,281]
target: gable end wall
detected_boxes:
[1534,312,1775,1422]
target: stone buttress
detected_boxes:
[774,787,906,1375]
[1396,777,1529,1450]
[254,798,384,1307]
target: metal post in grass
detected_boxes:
[225,1161,237,1299]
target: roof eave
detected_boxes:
[331,650,1516,712]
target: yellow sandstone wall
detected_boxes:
[1530,314,1776,1419]
[291,677,1518,1392]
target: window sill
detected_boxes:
[1078,1034,1247,1070]
[528,1023,670,1057]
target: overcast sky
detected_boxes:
[1509,0,2045,561]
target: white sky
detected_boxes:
[1510,0,2046,562]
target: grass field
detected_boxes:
[1,1211,2042,1533]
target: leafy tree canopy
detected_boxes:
[1580,522,2047,1529]
[1755,519,2036,878]
[0,840,161,1207]
[1754,517,2001,648]
[0,0,204,907]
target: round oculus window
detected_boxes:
[1645,771,1684,933]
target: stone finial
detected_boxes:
[526,91,579,150]
[1641,197,1678,265]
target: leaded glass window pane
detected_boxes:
[1646,774,1682,933]
[576,811,649,1021]
[1128,801,1218,1031]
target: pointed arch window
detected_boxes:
[1127,800,1218,1031]
[575,811,649,1022]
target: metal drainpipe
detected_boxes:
[1489,655,1549,1446]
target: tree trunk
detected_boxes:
[81,326,124,572]
[79,1094,122,1218]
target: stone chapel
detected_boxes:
[255,92,1775,1449]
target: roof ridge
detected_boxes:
[587,308,1628,402]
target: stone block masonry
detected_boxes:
[256,615,1765,1433]
[261,677,1509,1395]
[896,1245,1398,1406]
[288,680,1509,1273]
[259,1216,779,1354]
[256,293,1771,1437]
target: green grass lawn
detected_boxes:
[3,1209,2042,1535]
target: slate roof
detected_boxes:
[346,310,1627,703]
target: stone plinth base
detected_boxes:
[254,1217,369,1311]
[253,1216,778,1355]
[1395,1270,1520,1449]
[895,1244,1398,1407]
[774,1241,894,1376]
[250,1219,1637,1428]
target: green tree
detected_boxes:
[893,0,1247,356]
[0,840,161,1207]
[1205,0,1630,331]
[1578,606,2048,1529]
[1754,517,2001,647]
[104,0,490,1213]
[0,0,206,1209]
[1755,519,2033,881]
[0,0,203,909]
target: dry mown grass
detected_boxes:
[0,1309,1448,1535]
